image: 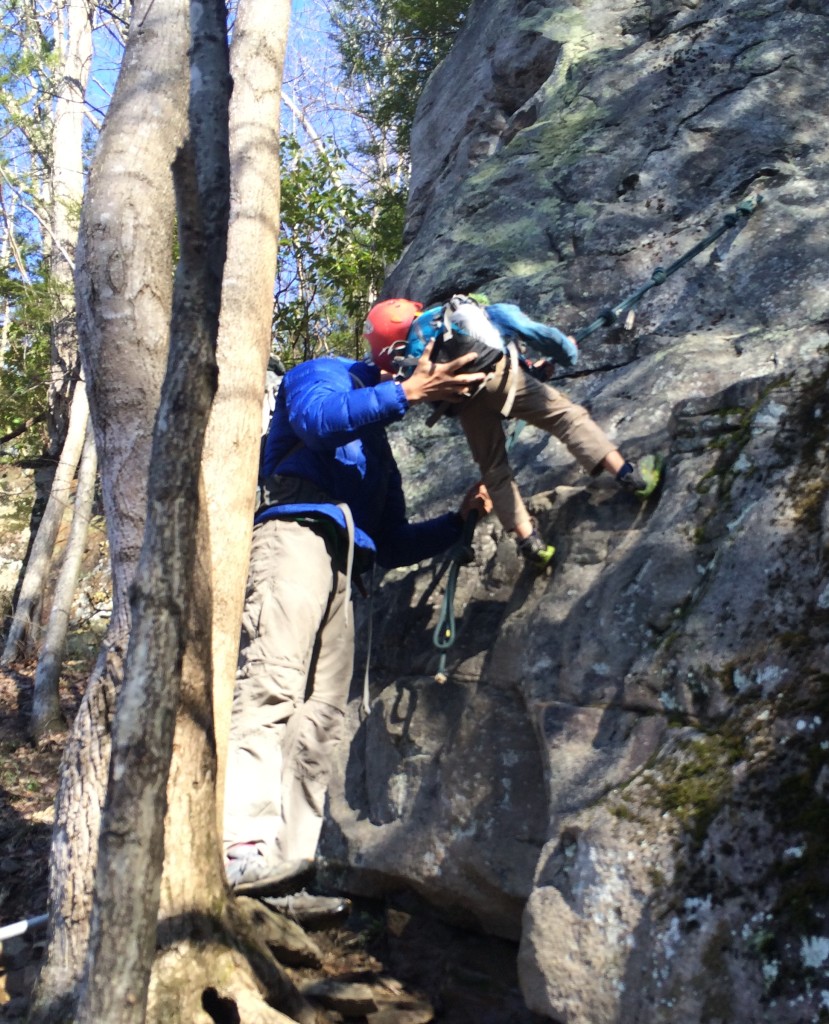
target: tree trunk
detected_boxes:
[75,0,189,637]
[27,1,190,1017]
[209,0,290,830]
[144,5,311,1020]
[74,0,232,1013]
[48,0,94,454]
[1,382,89,666]
[77,123,226,1020]
[149,518,312,1024]
[30,0,306,1021]
[149,2,309,1017]
[30,419,97,742]
[0,191,17,365]
[26,648,121,1024]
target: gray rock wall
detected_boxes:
[322,0,829,1022]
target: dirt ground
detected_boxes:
[0,665,543,1024]
[0,662,78,1020]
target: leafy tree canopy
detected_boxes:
[0,265,53,459]
[275,134,405,367]
[330,0,469,154]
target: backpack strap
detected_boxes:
[336,501,355,627]
[498,341,521,418]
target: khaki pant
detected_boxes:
[458,357,616,535]
[224,517,354,862]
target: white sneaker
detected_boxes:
[226,844,314,896]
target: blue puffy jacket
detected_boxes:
[257,356,464,569]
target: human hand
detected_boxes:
[459,481,492,521]
[529,357,556,381]
[400,341,486,405]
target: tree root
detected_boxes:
[147,899,323,1024]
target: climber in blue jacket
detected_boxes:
[224,337,491,894]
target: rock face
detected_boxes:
[321,1,829,1022]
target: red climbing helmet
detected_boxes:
[364,298,423,372]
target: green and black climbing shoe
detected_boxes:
[617,454,664,499]
[518,531,555,569]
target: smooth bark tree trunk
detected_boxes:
[209,0,290,831]
[78,6,313,1019]
[76,1,231,1016]
[30,1,306,1021]
[1,382,89,666]
[30,420,97,742]
[27,2,190,1018]
[145,4,310,1019]
[0,193,16,365]
[78,128,226,1022]
[149,511,311,1024]
[48,0,94,453]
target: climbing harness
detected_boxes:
[428,195,764,680]
[432,510,478,683]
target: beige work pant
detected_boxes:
[224,517,354,863]
[457,357,617,535]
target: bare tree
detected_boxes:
[75,3,230,1010]
[1,383,89,669]
[48,0,95,450]
[1,0,99,675]
[30,407,97,740]
[207,0,288,820]
[28,0,191,1013]
[28,0,308,1020]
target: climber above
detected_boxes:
[364,295,663,569]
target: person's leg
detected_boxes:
[224,519,335,864]
[510,373,662,495]
[601,450,625,476]
[508,371,617,474]
[278,552,354,862]
[458,359,534,538]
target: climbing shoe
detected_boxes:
[616,454,664,499]
[518,531,555,569]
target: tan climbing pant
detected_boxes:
[457,357,617,536]
[224,517,354,863]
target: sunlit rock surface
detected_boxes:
[322,0,829,1021]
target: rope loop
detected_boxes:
[432,511,479,680]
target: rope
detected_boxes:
[432,510,479,683]
[0,914,47,941]
[360,564,376,716]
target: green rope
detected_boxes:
[433,510,479,683]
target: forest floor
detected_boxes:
[0,664,542,1024]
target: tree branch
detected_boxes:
[0,412,47,447]
[0,164,77,273]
